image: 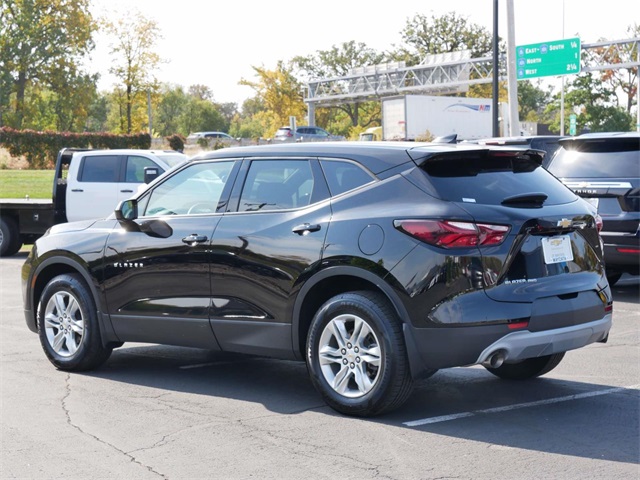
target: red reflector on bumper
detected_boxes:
[616,247,640,254]
[508,321,529,330]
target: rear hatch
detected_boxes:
[548,135,640,237]
[408,147,606,303]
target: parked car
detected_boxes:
[274,126,346,143]
[470,135,566,167]
[187,131,237,145]
[547,132,639,285]
[23,141,612,417]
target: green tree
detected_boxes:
[391,11,494,65]
[595,23,638,114]
[292,41,385,128]
[103,11,162,133]
[544,72,634,133]
[239,62,306,137]
[517,80,554,122]
[156,84,188,136]
[0,0,95,128]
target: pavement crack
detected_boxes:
[61,373,168,479]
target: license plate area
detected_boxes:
[542,235,574,264]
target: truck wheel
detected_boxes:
[37,274,112,371]
[306,291,413,417]
[0,216,22,257]
[484,352,565,380]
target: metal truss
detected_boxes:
[305,37,639,108]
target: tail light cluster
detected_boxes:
[595,213,603,232]
[394,219,510,248]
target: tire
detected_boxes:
[37,274,112,371]
[484,352,565,380]
[306,291,413,417]
[606,272,622,286]
[0,216,22,257]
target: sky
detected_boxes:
[88,0,639,106]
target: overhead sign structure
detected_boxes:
[516,37,581,80]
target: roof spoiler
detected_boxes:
[407,148,546,166]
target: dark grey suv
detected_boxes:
[548,132,639,285]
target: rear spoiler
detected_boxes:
[407,147,546,167]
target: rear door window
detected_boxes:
[79,155,120,182]
[320,160,374,196]
[422,152,576,205]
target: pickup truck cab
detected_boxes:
[0,148,187,256]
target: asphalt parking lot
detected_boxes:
[1,252,638,479]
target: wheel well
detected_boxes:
[33,264,81,309]
[297,275,391,355]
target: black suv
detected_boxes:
[23,142,612,417]
[548,132,639,285]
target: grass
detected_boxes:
[0,170,55,199]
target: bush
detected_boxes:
[166,134,185,152]
[0,127,151,169]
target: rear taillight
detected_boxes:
[394,219,510,248]
[287,131,293,137]
[595,213,603,232]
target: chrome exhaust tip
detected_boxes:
[482,350,506,369]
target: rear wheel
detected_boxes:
[37,274,112,371]
[484,352,565,380]
[0,217,22,257]
[306,291,413,417]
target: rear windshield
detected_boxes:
[548,140,640,178]
[421,153,576,205]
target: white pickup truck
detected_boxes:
[0,148,187,256]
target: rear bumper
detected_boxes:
[403,311,612,379]
[475,315,611,365]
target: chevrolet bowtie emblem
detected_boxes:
[557,218,572,228]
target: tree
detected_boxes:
[0,0,95,128]
[544,72,634,133]
[595,23,639,114]
[102,11,162,133]
[516,80,554,122]
[239,62,306,137]
[292,41,386,128]
[391,11,494,65]
[156,84,188,136]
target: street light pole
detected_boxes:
[492,0,499,136]
[506,0,520,136]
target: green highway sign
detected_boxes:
[516,37,581,80]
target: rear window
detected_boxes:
[548,140,640,178]
[422,152,576,205]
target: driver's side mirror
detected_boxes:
[115,199,138,222]
[144,166,160,184]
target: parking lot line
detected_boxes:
[403,384,640,427]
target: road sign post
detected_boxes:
[516,37,581,80]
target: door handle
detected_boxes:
[292,223,321,235]
[71,189,84,192]
[182,234,208,245]
[120,189,134,193]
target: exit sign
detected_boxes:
[516,37,581,80]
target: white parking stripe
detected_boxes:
[403,384,640,427]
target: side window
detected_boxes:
[320,160,374,196]
[143,161,233,217]
[79,155,119,182]
[125,156,160,183]
[239,160,314,212]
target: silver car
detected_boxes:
[274,126,345,143]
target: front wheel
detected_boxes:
[37,274,112,371]
[306,291,413,417]
[484,352,565,380]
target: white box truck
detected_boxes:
[381,95,510,141]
